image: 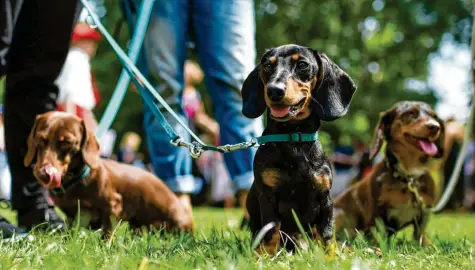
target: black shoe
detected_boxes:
[16,183,66,232]
[0,216,27,239]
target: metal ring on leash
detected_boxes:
[85,15,98,29]
[170,137,203,159]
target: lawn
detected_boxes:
[1,207,474,269]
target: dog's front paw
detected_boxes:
[420,233,432,246]
[324,239,338,260]
[255,223,281,256]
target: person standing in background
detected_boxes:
[120,0,262,222]
[55,22,102,130]
[0,0,81,235]
[117,132,146,169]
[182,60,235,208]
[0,105,11,201]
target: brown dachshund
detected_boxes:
[334,101,445,246]
[241,44,357,256]
[24,111,193,235]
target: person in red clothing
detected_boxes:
[55,22,102,130]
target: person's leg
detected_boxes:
[192,0,261,215]
[123,0,199,205]
[4,0,78,230]
[0,0,22,77]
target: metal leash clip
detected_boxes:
[407,178,426,209]
[217,138,258,153]
[85,15,98,29]
[170,137,203,159]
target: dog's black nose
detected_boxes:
[426,122,440,135]
[266,85,285,102]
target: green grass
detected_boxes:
[1,208,475,269]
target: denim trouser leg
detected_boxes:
[127,0,262,193]
[141,0,199,193]
[192,0,261,191]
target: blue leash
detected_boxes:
[94,0,155,139]
[81,0,318,158]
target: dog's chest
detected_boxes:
[387,203,421,227]
[378,181,423,227]
[257,143,319,182]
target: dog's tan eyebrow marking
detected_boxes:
[313,173,331,192]
[291,53,300,61]
[262,169,280,188]
[269,56,277,63]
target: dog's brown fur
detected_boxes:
[24,111,193,235]
[334,101,445,245]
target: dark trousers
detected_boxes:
[2,0,79,212]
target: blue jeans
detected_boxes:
[123,0,261,194]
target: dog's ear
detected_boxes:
[81,120,101,169]
[241,65,266,118]
[369,108,396,160]
[433,115,446,159]
[24,115,42,167]
[311,51,357,121]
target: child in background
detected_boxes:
[55,23,102,130]
[183,60,235,208]
[117,132,146,169]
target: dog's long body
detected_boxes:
[24,111,193,235]
[334,101,445,245]
[241,44,357,256]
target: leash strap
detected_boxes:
[50,166,91,196]
[81,0,204,144]
[94,0,155,139]
[81,0,320,159]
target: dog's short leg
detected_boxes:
[314,195,337,259]
[101,212,113,240]
[255,194,281,255]
[413,211,432,246]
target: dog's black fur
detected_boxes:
[242,44,357,254]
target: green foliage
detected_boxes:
[1,208,475,269]
[254,0,472,142]
[1,1,471,153]
[89,0,472,154]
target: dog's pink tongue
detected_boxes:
[270,106,290,118]
[44,164,62,188]
[418,140,438,156]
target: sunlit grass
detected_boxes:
[0,207,474,269]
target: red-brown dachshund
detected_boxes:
[24,111,193,236]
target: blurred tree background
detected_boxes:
[1,0,474,157]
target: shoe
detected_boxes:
[16,182,65,232]
[17,205,66,232]
[0,216,27,239]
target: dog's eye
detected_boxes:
[296,61,309,70]
[405,111,419,119]
[59,141,72,148]
[37,138,48,147]
[263,63,274,72]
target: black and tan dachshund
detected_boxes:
[241,44,357,256]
